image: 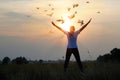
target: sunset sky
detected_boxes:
[0,0,120,61]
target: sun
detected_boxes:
[59,18,73,32]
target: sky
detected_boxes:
[0,0,120,61]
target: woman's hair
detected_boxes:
[70,26,75,32]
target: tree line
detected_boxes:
[0,48,120,64]
[0,56,44,64]
[97,48,120,62]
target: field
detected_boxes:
[0,62,120,80]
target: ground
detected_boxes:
[0,61,120,80]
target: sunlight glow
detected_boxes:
[59,17,73,32]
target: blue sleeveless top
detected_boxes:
[64,30,81,48]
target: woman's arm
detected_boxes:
[79,18,92,32]
[51,21,65,33]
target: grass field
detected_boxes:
[0,61,120,80]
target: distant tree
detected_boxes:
[97,54,111,62]
[2,57,11,64]
[97,48,120,62]
[0,60,2,64]
[111,48,120,62]
[97,55,103,62]
[12,56,28,64]
[39,59,43,63]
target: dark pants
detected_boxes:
[64,48,83,72]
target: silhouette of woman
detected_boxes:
[51,18,92,72]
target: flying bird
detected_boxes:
[47,12,54,17]
[97,11,101,14]
[56,19,64,24]
[73,4,76,8]
[36,7,39,10]
[44,10,47,12]
[86,1,90,4]
[78,20,84,26]
[73,4,79,8]
[68,14,75,19]
[74,11,77,14]
[51,8,54,11]
[67,8,71,11]
[48,4,51,7]
[56,17,64,24]
[27,15,31,18]
[76,4,79,7]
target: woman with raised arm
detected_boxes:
[51,18,92,72]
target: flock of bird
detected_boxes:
[36,1,100,26]
[35,1,101,33]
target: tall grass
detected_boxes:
[0,62,120,80]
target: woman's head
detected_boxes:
[70,26,75,33]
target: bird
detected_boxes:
[67,8,71,11]
[73,4,76,8]
[36,7,39,10]
[51,8,54,11]
[68,14,75,19]
[44,10,47,12]
[48,4,51,7]
[56,17,64,24]
[78,19,84,26]
[56,19,64,24]
[73,4,79,8]
[86,1,90,4]
[76,4,79,7]
[62,56,64,60]
[97,11,101,14]
[47,12,54,17]
[27,15,31,18]
[74,11,77,14]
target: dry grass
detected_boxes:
[0,62,120,80]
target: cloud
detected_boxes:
[0,10,49,27]
[0,10,50,38]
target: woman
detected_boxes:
[51,18,92,72]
